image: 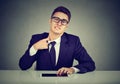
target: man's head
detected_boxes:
[49,6,71,35]
[51,6,71,22]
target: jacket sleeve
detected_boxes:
[73,37,96,73]
[19,35,38,70]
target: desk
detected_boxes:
[0,70,120,84]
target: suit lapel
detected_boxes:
[56,33,69,66]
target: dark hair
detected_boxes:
[51,6,71,22]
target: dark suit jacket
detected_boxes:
[19,32,95,73]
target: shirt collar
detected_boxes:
[48,36,61,44]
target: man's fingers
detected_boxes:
[57,67,74,76]
[57,69,62,75]
[43,37,49,43]
[57,68,68,76]
[57,69,63,75]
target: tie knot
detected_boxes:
[50,41,56,46]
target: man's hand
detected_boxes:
[57,67,75,76]
[33,37,49,50]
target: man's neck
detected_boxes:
[49,32,63,41]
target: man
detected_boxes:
[19,6,95,75]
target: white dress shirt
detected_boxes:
[29,37,80,73]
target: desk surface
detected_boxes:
[0,70,120,84]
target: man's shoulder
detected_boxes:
[62,32,81,44]
[64,32,79,39]
[31,32,48,38]
[30,32,48,41]
[32,32,48,37]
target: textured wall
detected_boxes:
[0,0,120,70]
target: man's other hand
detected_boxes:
[33,37,49,50]
[57,67,75,76]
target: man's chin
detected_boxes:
[54,32,63,35]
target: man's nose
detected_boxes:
[57,20,62,26]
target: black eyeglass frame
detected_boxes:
[51,17,69,25]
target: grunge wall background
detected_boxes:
[0,0,120,70]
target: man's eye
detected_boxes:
[62,20,68,23]
[54,18,59,20]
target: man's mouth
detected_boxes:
[55,26,61,30]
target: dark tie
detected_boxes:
[49,41,56,66]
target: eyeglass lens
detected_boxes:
[52,17,68,25]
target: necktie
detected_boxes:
[49,41,56,66]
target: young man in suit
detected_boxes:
[19,6,95,75]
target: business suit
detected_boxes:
[19,32,95,73]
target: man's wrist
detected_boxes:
[71,67,80,73]
[29,46,38,56]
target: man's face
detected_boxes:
[49,12,69,35]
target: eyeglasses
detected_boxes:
[51,17,69,25]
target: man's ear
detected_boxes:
[49,19,51,25]
[65,24,69,29]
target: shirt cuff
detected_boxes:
[29,46,38,56]
[71,67,80,73]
